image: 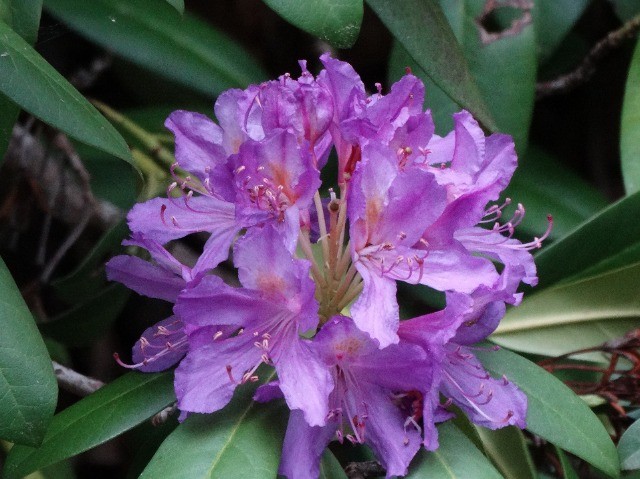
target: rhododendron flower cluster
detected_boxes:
[107,54,551,478]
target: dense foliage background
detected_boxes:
[1,0,640,477]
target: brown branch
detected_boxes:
[53,360,105,397]
[536,13,640,99]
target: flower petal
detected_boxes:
[106,255,184,302]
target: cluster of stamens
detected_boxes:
[298,187,363,322]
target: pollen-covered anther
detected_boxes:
[397,231,407,241]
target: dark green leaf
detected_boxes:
[475,426,536,479]
[532,0,591,63]
[140,372,286,479]
[319,449,347,479]
[387,0,535,153]
[492,262,640,360]
[164,0,183,14]
[40,283,130,346]
[367,0,497,132]
[407,422,501,478]
[0,20,132,163]
[0,0,42,163]
[3,372,175,479]
[621,39,640,194]
[476,347,620,477]
[263,0,362,48]
[0,256,57,446]
[45,0,268,96]
[534,190,640,288]
[442,0,536,153]
[504,146,608,240]
[556,447,580,479]
[619,419,640,470]
[7,0,42,44]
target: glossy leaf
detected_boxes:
[3,372,175,479]
[319,449,347,479]
[556,447,580,479]
[0,20,132,163]
[367,0,497,132]
[619,419,640,470]
[0,256,57,446]
[534,190,640,288]
[386,0,535,153]
[532,0,591,63]
[262,0,362,48]
[140,372,286,479]
[492,262,640,360]
[475,426,536,479]
[503,146,608,240]
[476,347,620,478]
[442,0,536,152]
[6,0,42,44]
[0,0,42,163]
[45,0,268,96]
[407,422,502,478]
[164,0,183,14]
[622,39,640,194]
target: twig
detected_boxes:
[152,403,178,426]
[536,13,640,99]
[345,461,386,479]
[53,360,104,397]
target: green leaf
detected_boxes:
[531,0,591,63]
[319,449,347,479]
[45,0,268,96]
[0,256,57,446]
[492,262,640,360]
[534,190,640,288]
[367,0,497,132]
[140,372,286,479]
[386,0,535,153]
[164,0,183,14]
[622,39,640,194]
[3,372,175,479]
[263,0,362,49]
[0,20,132,163]
[40,283,130,347]
[0,0,42,164]
[476,347,620,478]
[556,447,580,479]
[503,146,608,240]
[619,419,640,470]
[407,422,502,478]
[7,0,42,45]
[475,426,536,479]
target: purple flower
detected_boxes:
[275,316,433,479]
[107,54,550,477]
[173,227,332,426]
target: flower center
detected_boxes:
[298,188,362,323]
